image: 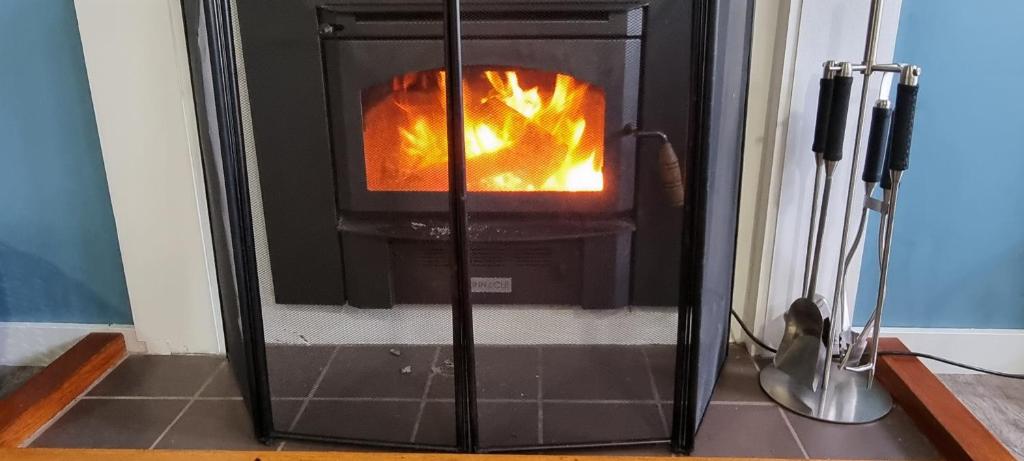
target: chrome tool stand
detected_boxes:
[760,0,922,424]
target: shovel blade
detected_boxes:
[775,296,830,391]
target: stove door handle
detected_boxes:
[623,125,685,207]
[658,140,685,207]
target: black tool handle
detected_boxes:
[862,104,892,183]
[824,75,854,161]
[880,140,893,190]
[888,83,919,171]
[812,77,835,154]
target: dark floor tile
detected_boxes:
[710,344,769,402]
[787,405,939,460]
[291,400,421,443]
[88,355,223,397]
[411,401,456,447]
[200,363,243,398]
[691,404,804,458]
[315,345,437,398]
[541,443,674,456]
[271,399,304,431]
[155,400,270,450]
[416,401,538,448]
[0,365,41,399]
[32,398,188,448]
[543,402,666,445]
[265,345,336,398]
[644,345,677,402]
[479,401,540,448]
[542,346,655,400]
[280,440,392,452]
[648,344,767,404]
[430,346,538,400]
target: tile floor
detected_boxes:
[26,344,939,459]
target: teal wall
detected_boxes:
[0,1,132,324]
[855,0,1024,328]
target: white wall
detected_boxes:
[75,0,223,354]
[731,0,796,340]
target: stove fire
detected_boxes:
[361,67,606,192]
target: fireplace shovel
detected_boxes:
[774,66,853,392]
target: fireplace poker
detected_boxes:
[840,99,893,371]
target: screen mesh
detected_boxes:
[231,3,456,448]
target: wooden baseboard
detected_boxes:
[0,333,126,447]
[0,448,844,461]
[877,337,1015,461]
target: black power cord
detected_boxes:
[730,309,777,353]
[729,309,1024,380]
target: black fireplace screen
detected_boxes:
[184,0,752,454]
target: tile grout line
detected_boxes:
[708,400,776,406]
[149,360,226,449]
[777,406,809,459]
[20,354,129,447]
[748,345,764,372]
[536,346,543,445]
[409,346,442,443]
[287,344,342,432]
[640,347,669,435]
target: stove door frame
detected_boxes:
[324,35,640,214]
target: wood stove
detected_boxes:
[183,0,752,453]
[322,5,642,308]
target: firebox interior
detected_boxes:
[362,67,606,193]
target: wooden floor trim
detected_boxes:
[0,332,126,447]
[877,337,1015,461]
[0,448,873,461]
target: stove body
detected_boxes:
[237,0,707,311]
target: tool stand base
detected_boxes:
[760,362,892,424]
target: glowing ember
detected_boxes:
[361,67,605,192]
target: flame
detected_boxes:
[362,68,605,192]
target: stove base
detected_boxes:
[339,216,632,309]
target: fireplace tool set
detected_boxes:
[760,0,922,424]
